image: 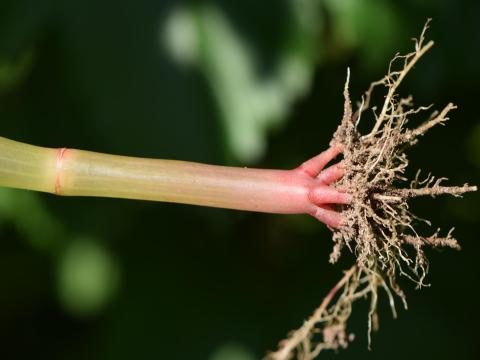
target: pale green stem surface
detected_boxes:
[0,136,314,215]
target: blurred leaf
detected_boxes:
[57,238,120,317]
[209,343,255,360]
[0,188,63,252]
[466,121,480,169]
[0,49,33,92]
[324,0,404,69]
[163,1,323,163]
[445,194,480,223]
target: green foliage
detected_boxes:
[0,49,33,92]
[209,343,255,360]
[324,0,404,69]
[0,188,63,252]
[163,1,323,162]
[466,122,480,169]
[57,238,120,316]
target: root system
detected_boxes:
[268,20,477,360]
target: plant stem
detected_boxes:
[0,136,348,226]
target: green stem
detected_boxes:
[0,136,348,227]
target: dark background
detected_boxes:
[0,1,479,359]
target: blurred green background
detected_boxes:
[0,0,479,359]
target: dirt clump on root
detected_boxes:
[268,21,477,360]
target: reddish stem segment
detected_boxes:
[0,136,348,227]
[55,148,68,195]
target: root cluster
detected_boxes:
[268,21,476,360]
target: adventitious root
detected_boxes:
[268,20,477,360]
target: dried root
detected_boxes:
[268,20,477,360]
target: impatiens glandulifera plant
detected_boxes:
[0,21,476,360]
